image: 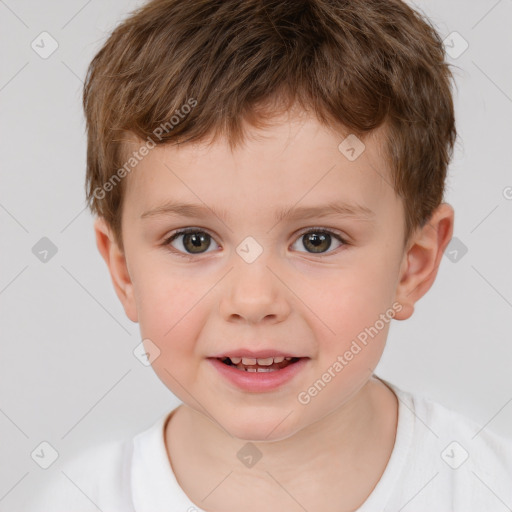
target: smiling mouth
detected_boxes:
[218,356,302,372]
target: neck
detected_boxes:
[165,376,398,512]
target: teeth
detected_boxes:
[221,355,300,373]
[243,367,276,372]
[230,356,293,366]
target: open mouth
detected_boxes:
[217,356,302,372]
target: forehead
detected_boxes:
[122,114,398,225]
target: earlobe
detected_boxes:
[393,203,454,321]
[94,217,138,323]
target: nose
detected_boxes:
[219,254,291,325]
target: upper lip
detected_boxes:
[210,350,305,359]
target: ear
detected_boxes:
[393,203,454,320]
[94,217,138,323]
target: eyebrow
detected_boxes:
[140,200,375,223]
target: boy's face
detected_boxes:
[96,110,451,441]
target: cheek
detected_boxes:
[133,277,207,380]
[298,262,396,338]
[132,260,196,331]
[136,275,207,391]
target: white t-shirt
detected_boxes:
[25,375,512,512]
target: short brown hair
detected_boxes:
[83,0,456,252]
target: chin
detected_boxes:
[230,426,294,443]
[221,411,301,443]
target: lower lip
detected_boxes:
[208,358,309,392]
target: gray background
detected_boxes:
[1,0,511,509]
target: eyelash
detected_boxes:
[162,227,349,259]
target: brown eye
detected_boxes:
[165,229,219,255]
[292,229,345,255]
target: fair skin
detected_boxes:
[95,108,454,512]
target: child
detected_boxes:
[28,0,512,510]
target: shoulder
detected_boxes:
[25,439,135,512]
[407,384,512,459]
[385,379,512,510]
